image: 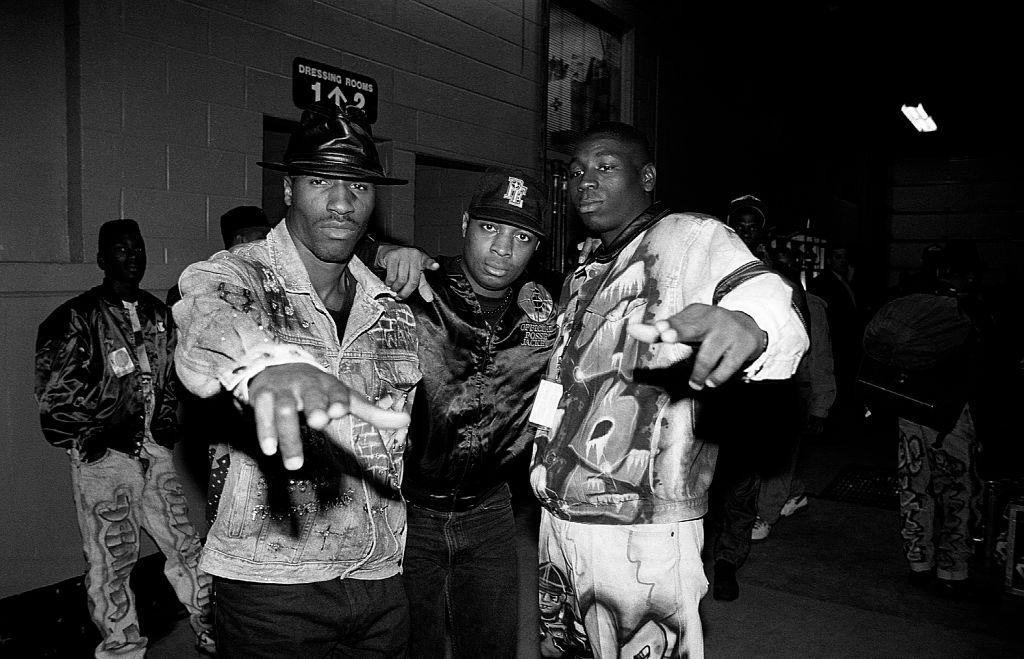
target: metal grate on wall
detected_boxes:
[546,3,622,155]
[546,159,572,274]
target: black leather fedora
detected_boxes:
[258,103,407,185]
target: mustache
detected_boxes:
[317,216,363,228]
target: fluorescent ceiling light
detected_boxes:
[901,103,937,132]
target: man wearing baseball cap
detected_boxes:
[394,168,561,658]
[173,103,420,657]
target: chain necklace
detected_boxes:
[480,287,515,326]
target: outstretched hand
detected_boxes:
[377,245,439,302]
[249,363,410,470]
[627,303,767,391]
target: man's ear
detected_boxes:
[96,251,106,271]
[283,176,293,206]
[461,212,469,238]
[641,163,657,192]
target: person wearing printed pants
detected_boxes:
[898,404,977,582]
[36,219,213,658]
[71,442,212,657]
[529,123,808,659]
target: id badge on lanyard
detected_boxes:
[528,378,563,429]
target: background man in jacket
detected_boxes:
[35,219,214,659]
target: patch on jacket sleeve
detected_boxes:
[371,303,418,352]
[518,281,556,323]
[518,281,558,346]
[257,265,297,330]
[217,282,255,313]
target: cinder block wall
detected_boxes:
[0,0,545,597]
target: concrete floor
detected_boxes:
[150,417,1024,658]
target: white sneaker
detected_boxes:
[751,517,772,541]
[780,494,809,517]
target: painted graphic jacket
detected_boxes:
[174,221,420,584]
[402,255,560,511]
[530,203,809,524]
[36,284,178,462]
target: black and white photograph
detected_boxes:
[1,1,1021,657]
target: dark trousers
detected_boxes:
[710,450,759,569]
[214,574,409,658]
[403,483,519,658]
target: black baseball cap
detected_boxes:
[467,168,548,239]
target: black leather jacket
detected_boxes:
[402,256,560,511]
[35,284,179,462]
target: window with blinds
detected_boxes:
[546,3,623,154]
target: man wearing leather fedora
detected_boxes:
[173,103,421,657]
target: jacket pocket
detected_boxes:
[225,458,258,538]
[374,356,421,401]
[587,295,648,323]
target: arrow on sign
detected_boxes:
[328,86,347,106]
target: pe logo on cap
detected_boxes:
[503,176,528,208]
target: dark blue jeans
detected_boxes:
[214,574,409,658]
[403,484,519,658]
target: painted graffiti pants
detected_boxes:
[70,441,213,659]
[898,404,977,581]
[538,510,708,659]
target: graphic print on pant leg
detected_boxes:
[932,418,973,578]
[97,489,139,625]
[898,422,933,567]
[145,462,214,638]
[538,561,592,658]
[89,486,146,655]
[580,528,684,658]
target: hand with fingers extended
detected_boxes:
[376,245,439,302]
[248,362,410,471]
[627,303,768,391]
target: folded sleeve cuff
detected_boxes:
[718,274,810,381]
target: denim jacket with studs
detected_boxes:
[174,220,420,584]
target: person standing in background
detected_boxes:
[811,244,862,422]
[35,219,215,658]
[166,205,274,307]
[752,246,836,541]
[707,196,806,600]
